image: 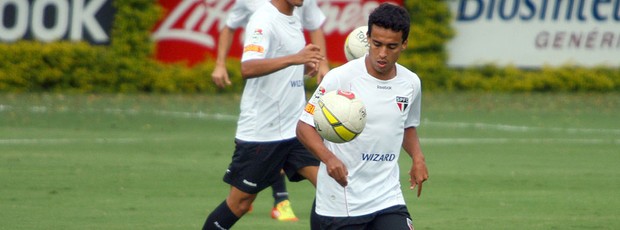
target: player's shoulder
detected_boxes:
[295,0,324,19]
[229,0,254,12]
[332,58,364,74]
[321,58,365,83]
[247,4,278,26]
[239,0,267,9]
[299,0,319,8]
[396,63,420,83]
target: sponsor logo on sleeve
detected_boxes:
[313,86,327,99]
[243,44,264,53]
[305,103,316,115]
[249,29,263,44]
[243,29,265,53]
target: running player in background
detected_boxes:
[296,3,429,229]
[211,0,329,88]
[209,0,327,222]
[201,0,324,229]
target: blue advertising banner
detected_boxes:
[0,0,115,44]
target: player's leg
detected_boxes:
[271,171,290,205]
[270,170,299,221]
[202,139,286,229]
[281,138,320,225]
[202,187,257,230]
[316,214,371,230]
[369,205,413,230]
[282,138,320,185]
[310,198,321,230]
[296,165,318,186]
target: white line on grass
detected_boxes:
[1,137,618,145]
[419,138,620,145]
[154,110,238,121]
[0,105,239,121]
[3,106,619,136]
[0,137,161,145]
[423,120,620,135]
[4,105,619,133]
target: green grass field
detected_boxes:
[1,92,619,229]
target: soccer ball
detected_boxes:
[344,26,369,61]
[313,90,366,143]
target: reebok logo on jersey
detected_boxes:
[377,85,392,90]
[396,96,409,112]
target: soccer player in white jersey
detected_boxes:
[209,0,327,221]
[297,3,429,229]
[201,0,324,229]
[211,0,329,88]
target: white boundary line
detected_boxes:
[419,138,620,145]
[2,106,619,145]
[1,137,618,145]
[423,120,620,135]
[3,105,619,133]
[3,105,619,134]
[0,137,165,145]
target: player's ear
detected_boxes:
[401,39,408,50]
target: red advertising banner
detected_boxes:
[152,0,402,66]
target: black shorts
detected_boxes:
[317,205,413,230]
[223,137,320,194]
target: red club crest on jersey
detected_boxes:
[337,90,355,99]
[396,96,409,112]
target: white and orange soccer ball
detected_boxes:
[343,26,369,61]
[313,90,367,143]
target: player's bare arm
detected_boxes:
[304,62,319,78]
[211,26,235,88]
[296,121,349,187]
[241,44,324,79]
[402,127,428,197]
[309,29,329,83]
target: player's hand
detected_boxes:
[325,156,348,187]
[409,158,428,197]
[315,61,329,84]
[304,62,319,77]
[211,64,232,88]
[297,44,324,66]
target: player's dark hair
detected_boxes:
[367,3,410,43]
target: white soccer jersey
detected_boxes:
[235,3,307,142]
[226,0,325,30]
[299,56,422,217]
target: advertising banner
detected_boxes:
[152,0,402,66]
[447,0,620,68]
[0,0,115,44]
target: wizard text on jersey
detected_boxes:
[361,153,396,162]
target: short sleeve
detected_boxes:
[404,80,422,128]
[225,0,252,29]
[240,18,272,62]
[299,0,326,30]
